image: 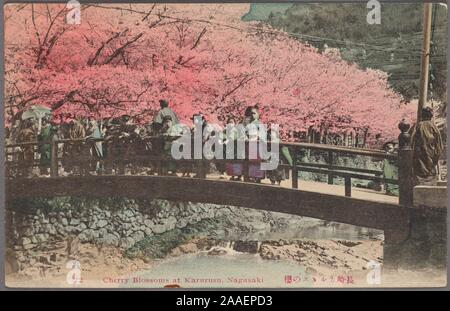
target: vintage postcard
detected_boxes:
[3,1,448,289]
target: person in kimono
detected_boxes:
[16,119,37,177]
[266,128,293,185]
[215,117,231,177]
[189,113,212,178]
[37,117,58,175]
[161,115,181,175]
[86,118,103,173]
[224,117,245,181]
[245,105,265,183]
[153,99,180,128]
[63,119,87,175]
[104,114,137,174]
[410,107,444,185]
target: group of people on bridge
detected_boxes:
[7,100,293,185]
[6,103,445,194]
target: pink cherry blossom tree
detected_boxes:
[4,3,416,146]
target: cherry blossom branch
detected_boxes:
[51,90,78,111]
[141,4,157,22]
[34,5,71,68]
[192,27,207,50]
[103,32,143,65]
[31,4,42,47]
[88,28,128,66]
[222,74,254,101]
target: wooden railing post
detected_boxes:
[105,140,113,174]
[243,160,250,182]
[291,147,298,189]
[327,150,334,184]
[243,141,250,182]
[157,160,163,176]
[292,165,298,189]
[344,176,351,197]
[201,160,207,178]
[195,160,205,178]
[398,119,414,207]
[50,139,58,177]
[157,137,164,176]
[118,141,125,175]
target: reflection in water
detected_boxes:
[267,221,383,241]
[121,216,385,288]
[211,214,385,242]
[122,252,312,288]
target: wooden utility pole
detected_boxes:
[417,3,433,122]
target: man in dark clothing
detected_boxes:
[37,117,58,175]
[153,99,179,127]
[16,119,37,177]
[104,115,137,174]
[63,119,87,175]
[411,107,444,184]
[161,115,180,175]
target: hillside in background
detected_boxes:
[243,3,447,103]
[241,3,293,21]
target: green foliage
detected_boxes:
[125,218,222,259]
[241,3,293,21]
[264,3,447,101]
[125,227,188,259]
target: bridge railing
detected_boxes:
[278,142,397,198]
[5,130,413,204]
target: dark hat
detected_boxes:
[421,106,434,120]
[163,115,173,122]
[23,118,34,128]
[121,114,131,122]
[159,99,169,107]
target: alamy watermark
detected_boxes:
[366,260,382,285]
[367,0,381,25]
[66,260,82,285]
[66,0,81,25]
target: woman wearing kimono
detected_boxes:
[266,129,293,185]
[410,107,444,185]
[37,117,58,175]
[87,119,103,173]
[224,117,245,181]
[161,115,182,175]
[244,106,265,183]
[16,119,37,177]
[63,119,87,175]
